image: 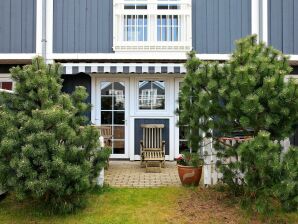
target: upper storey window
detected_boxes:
[113,0,192,52]
[157,0,180,10]
[124,15,148,41]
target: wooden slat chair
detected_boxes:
[92,125,113,147]
[140,124,165,172]
[92,125,113,169]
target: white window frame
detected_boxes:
[0,74,14,91]
[136,78,168,115]
[113,0,192,52]
[93,77,130,159]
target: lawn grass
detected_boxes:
[0,187,297,224]
[0,187,186,224]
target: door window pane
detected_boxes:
[113,140,125,154]
[114,111,125,125]
[139,81,165,110]
[113,126,125,139]
[100,81,126,155]
[101,111,112,124]
[101,97,113,110]
[101,82,113,95]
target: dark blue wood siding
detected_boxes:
[192,0,251,54]
[269,0,298,54]
[0,0,36,53]
[61,73,91,120]
[53,0,113,53]
[134,119,170,156]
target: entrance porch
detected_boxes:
[105,161,181,187]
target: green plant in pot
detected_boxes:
[176,151,204,186]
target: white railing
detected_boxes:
[203,137,291,186]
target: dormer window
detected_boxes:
[113,0,192,52]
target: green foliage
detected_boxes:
[0,57,110,213]
[237,132,283,214]
[275,147,298,212]
[176,151,204,167]
[180,35,298,214]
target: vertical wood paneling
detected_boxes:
[269,0,283,50]
[192,0,251,54]
[0,1,11,53]
[283,0,294,53]
[193,0,207,53]
[0,0,35,53]
[230,0,242,50]
[218,0,231,53]
[10,0,22,52]
[21,0,36,53]
[294,1,298,53]
[53,0,113,53]
[269,0,298,54]
[241,0,251,37]
[135,119,170,156]
[53,0,63,52]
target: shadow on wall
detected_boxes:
[290,128,298,146]
[61,73,91,121]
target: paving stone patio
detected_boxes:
[105,160,181,187]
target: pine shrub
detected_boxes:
[0,57,109,213]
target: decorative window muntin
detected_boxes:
[157,15,180,41]
[124,15,148,41]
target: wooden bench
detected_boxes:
[140,124,165,172]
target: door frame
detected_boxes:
[91,76,130,159]
[174,78,183,158]
[129,76,176,161]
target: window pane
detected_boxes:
[101,111,112,124]
[124,4,135,9]
[114,95,125,110]
[179,125,188,139]
[114,126,125,139]
[101,96,113,110]
[101,82,113,95]
[144,25,148,41]
[1,82,12,90]
[179,141,190,153]
[138,81,165,110]
[114,82,125,95]
[113,140,125,154]
[138,27,143,41]
[127,15,132,25]
[114,111,125,124]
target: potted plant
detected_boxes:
[176,151,203,186]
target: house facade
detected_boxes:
[0,0,297,160]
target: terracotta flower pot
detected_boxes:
[177,165,202,186]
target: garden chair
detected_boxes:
[92,125,113,169]
[140,124,165,172]
[92,125,113,147]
